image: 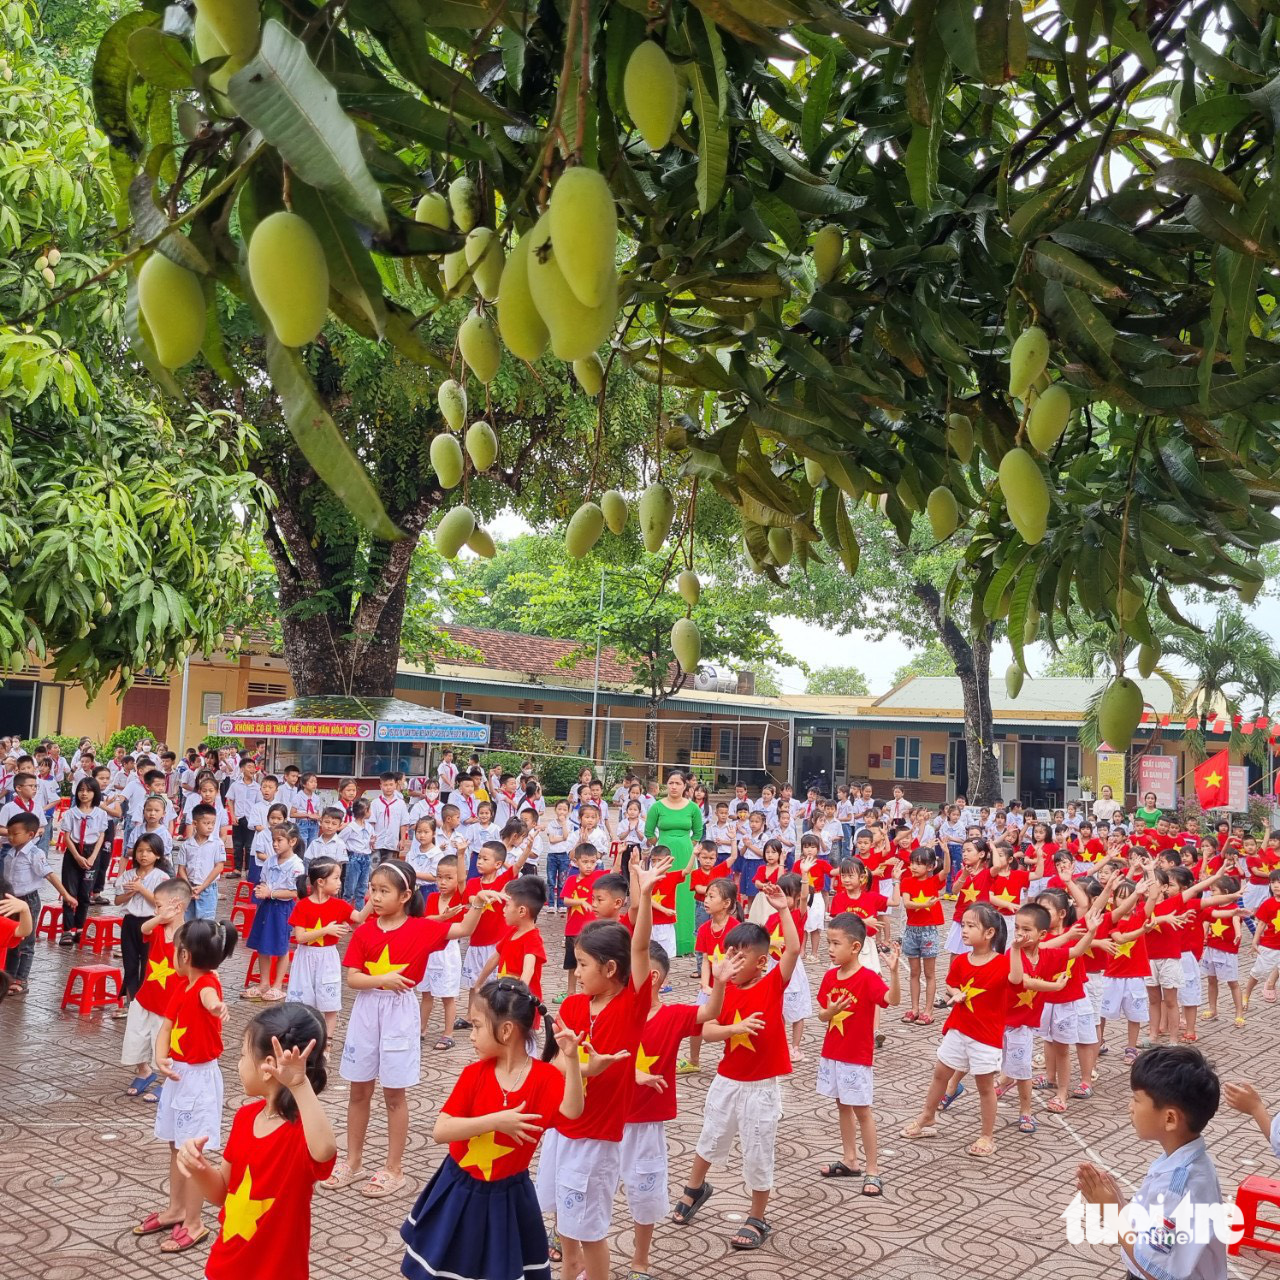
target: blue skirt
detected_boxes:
[245,896,291,956]
[401,1156,550,1280]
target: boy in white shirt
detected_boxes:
[305,806,349,867]
[437,802,470,865]
[250,774,280,834]
[369,771,409,860]
[225,757,262,877]
[177,804,225,920]
[275,764,301,815]
[0,772,45,848]
[340,798,374,905]
[452,775,481,828]
[436,748,458,800]
[819,799,845,862]
[707,801,736,864]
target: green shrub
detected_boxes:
[104,724,163,756]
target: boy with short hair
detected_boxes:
[224,757,261,876]
[1077,1045,1228,1280]
[306,806,348,867]
[369,771,409,862]
[458,839,532,1026]
[2,812,76,994]
[475,876,549,999]
[592,873,631,928]
[177,803,224,920]
[671,881,800,1249]
[420,854,467,1049]
[561,843,602,999]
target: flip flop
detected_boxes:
[126,1072,158,1098]
[133,1212,180,1237]
[966,1137,996,1158]
[818,1160,862,1178]
[359,1169,407,1198]
[159,1224,209,1253]
[900,1120,937,1139]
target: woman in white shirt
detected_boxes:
[1091,784,1123,823]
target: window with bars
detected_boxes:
[894,736,921,780]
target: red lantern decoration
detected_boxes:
[1233,714,1243,726]
[1213,718,1226,735]
[1186,716,1200,731]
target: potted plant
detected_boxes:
[1078,776,1095,801]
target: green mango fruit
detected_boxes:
[414,192,449,229]
[434,506,476,558]
[465,421,498,471]
[927,486,959,541]
[438,379,466,431]
[448,176,479,233]
[947,412,974,463]
[601,489,628,534]
[671,617,702,671]
[1027,383,1071,452]
[573,354,604,396]
[813,225,842,286]
[767,526,793,565]
[248,211,329,347]
[429,433,464,489]
[496,235,549,362]
[638,483,675,553]
[1098,676,1144,748]
[677,570,700,606]
[467,526,496,558]
[137,253,205,370]
[624,41,680,151]
[1009,325,1050,399]
[565,502,606,558]
[464,227,504,300]
[998,447,1050,544]
[459,311,501,384]
[549,167,618,309]
[1006,663,1024,698]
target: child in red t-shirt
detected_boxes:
[561,843,603,998]
[672,881,800,1250]
[621,941,740,1278]
[902,901,1011,1158]
[1245,869,1280,1006]
[473,877,548,1001]
[815,914,900,1195]
[797,836,833,960]
[419,854,468,1050]
[1099,877,1156,1061]
[461,840,531,1025]
[178,1004,336,1280]
[765,873,813,1061]
[688,876,738,1072]
[893,848,945,1022]
[945,840,993,970]
[1201,873,1246,1024]
[288,857,358,1041]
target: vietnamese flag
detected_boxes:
[1195,749,1230,809]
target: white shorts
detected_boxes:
[419,938,461,997]
[1148,957,1184,990]
[1001,1026,1034,1081]
[805,894,827,933]
[287,945,344,1013]
[936,1028,1002,1077]
[944,921,971,956]
[1201,949,1239,982]
[339,989,421,1088]
[1039,997,1098,1045]
[816,1056,873,1106]
[153,1058,224,1150]
[1243,883,1270,913]
[535,1129,621,1243]
[694,1074,783,1192]
[618,1121,668,1226]
[857,938,882,976]
[1084,972,1104,1020]
[1178,952,1203,1007]
[461,942,496,985]
[783,960,813,1024]
[1101,976,1150,1024]
[121,1001,163,1068]
[1251,946,1280,980]
[651,924,677,958]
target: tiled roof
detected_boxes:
[438,625,639,685]
[875,675,1179,714]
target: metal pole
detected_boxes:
[178,655,191,750]
[589,565,605,764]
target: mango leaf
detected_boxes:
[228,21,388,232]
[264,334,403,541]
[1177,93,1258,135]
[905,121,938,209]
[1185,30,1265,86]
[689,65,728,215]
[128,176,211,273]
[127,28,194,90]
[1033,242,1127,299]
[1043,281,1118,374]
[801,52,836,159]
[933,0,982,81]
[92,10,156,153]
[1184,195,1269,259]
[1153,158,1245,206]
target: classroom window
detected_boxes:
[693,725,713,753]
[200,691,222,721]
[554,718,569,742]
[718,728,733,760]
[894,736,920,780]
[607,722,623,754]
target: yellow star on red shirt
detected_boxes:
[728,1011,757,1052]
[961,885,980,903]
[829,994,856,1034]
[1209,919,1229,938]
[1015,989,1036,1007]
[652,891,667,909]
[710,944,726,964]
[221,1169,275,1241]
[1112,939,1136,959]
[907,891,932,907]
[146,954,176,988]
[955,979,985,1012]
[365,945,408,977]
[992,887,1017,905]
[458,1131,515,1181]
[169,1025,186,1054]
[636,1045,660,1075]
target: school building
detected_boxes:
[0,627,1234,807]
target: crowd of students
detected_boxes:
[1,734,1279,1280]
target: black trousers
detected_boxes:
[231,821,253,874]
[120,914,149,998]
[91,822,116,894]
[61,847,96,933]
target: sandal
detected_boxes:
[1179,1031,1198,1043]
[453,1017,473,1030]
[1236,1016,1247,1027]
[993,1082,1009,1100]
[262,987,287,1002]
[1031,1074,1054,1091]
[966,1137,996,1158]
[1264,988,1276,1004]
[671,1181,713,1224]
[940,1081,965,1111]
[126,1072,158,1098]
[112,1003,131,1019]
[159,1224,209,1253]
[1046,1097,1067,1113]
[548,1231,562,1264]
[676,1059,701,1074]
[319,1158,368,1190]
[360,1169,408,1198]
[901,1010,919,1023]
[729,1216,772,1250]
[434,1037,455,1051]
[861,1174,884,1196]
[1096,1043,1109,1056]
[239,988,264,1001]
[818,1160,862,1178]
[900,1120,938,1139]
[6,979,25,996]
[1018,1114,1037,1134]
[917,1012,934,1025]
[1123,1047,1139,1063]
[1070,1082,1094,1099]
[133,1212,181,1237]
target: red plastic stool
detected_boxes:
[1231,1175,1280,1255]
[233,880,256,906]
[245,949,293,988]
[80,914,123,955]
[36,903,64,941]
[60,964,123,1015]
[107,854,122,879]
[230,903,257,933]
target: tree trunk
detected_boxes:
[914,583,1001,806]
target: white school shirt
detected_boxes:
[114,866,168,918]
[835,798,855,822]
[707,821,735,857]
[579,826,610,854]
[118,774,148,817]
[59,805,109,848]
[248,798,280,831]
[467,821,501,859]
[47,756,69,783]
[407,843,442,880]
[342,821,374,859]
[136,824,174,858]
[883,797,912,821]
[938,818,966,844]
[274,781,298,812]
[616,818,645,846]
[453,791,481,827]
[261,850,304,894]
[225,778,263,822]
[305,833,348,866]
[775,818,798,861]
[850,796,874,818]
[819,819,844,851]
[541,818,574,854]
[751,798,778,823]
[493,789,522,829]
[370,794,409,851]
[0,795,44,834]
[179,835,224,884]
[1127,1136,1227,1280]
[437,759,458,790]
[6,841,51,897]
[182,793,229,833]
[407,795,444,827]
[291,789,322,823]
[250,828,275,867]
[139,792,177,824]
[439,823,469,860]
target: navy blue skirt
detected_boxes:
[401,1156,550,1280]
[245,896,291,955]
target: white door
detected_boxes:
[1000,742,1018,804]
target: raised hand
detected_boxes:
[0,894,25,918]
[711,952,747,985]
[552,1018,583,1061]
[759,881,789,911]
[263,1035,317,1089]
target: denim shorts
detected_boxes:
[902,924,939,959]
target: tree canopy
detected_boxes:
[806,663,869,696]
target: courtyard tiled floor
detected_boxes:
[4,884,1280,1279]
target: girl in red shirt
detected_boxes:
[288,857,357,1041]
[943,840,993,973]
[402,978,587,1280]
[178,1003,336,1280]
[140,917,238,1254]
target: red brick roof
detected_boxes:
[439,625,639,685]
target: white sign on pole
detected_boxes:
[1137,755,1177,810]
[1227,765,1248,813]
